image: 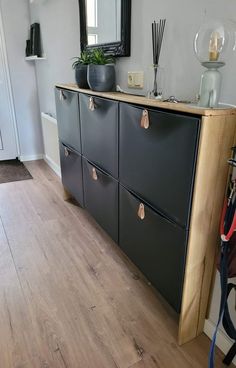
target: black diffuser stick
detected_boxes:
[157,19,166,65]
[152,21,155,65]
[155,23,160,65]
[157,20,162,63]
[154,21,157,64]
[157,21,160,64]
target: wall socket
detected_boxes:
[128,71,144,89]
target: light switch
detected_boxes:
[128,71,144,89]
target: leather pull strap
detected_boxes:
[59,90,66,101]
[138,203,145,220]
[92,167,98,181]
[89,97,96,111]
[64,147,69,157]
[141,109,150,129]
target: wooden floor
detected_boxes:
[0,160,229,368]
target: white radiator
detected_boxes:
[41,112,61,177]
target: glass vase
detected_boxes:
[147,65,165,100]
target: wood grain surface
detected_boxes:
[55,83,236,117]
[179,114,236,344]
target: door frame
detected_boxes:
[0,7,20,158]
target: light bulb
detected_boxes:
[209,31,223,61]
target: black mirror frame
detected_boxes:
[78,0,131,57]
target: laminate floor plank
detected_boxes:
[0,218,43,367]
[0,160,230,367]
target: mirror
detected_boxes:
[78,0,131,57]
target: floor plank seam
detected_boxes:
[0,215,28,304]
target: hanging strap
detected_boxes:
[220,192,236,242]
[222,283,236,366]
[209,193,236,367]
[209,240,229,368]
[223,343,236,366]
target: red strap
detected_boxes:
[220,197,236,242]
[225,213,236,242]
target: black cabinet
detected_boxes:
[59,142,84,206]
[80,94,119,178]
[55,89,202,315]
[119,103,199,228]
[55,88,82,153]
[119,185,188,312]
[83,158,118,243]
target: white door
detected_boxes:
[0,10,18,161]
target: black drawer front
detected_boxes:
[119,103,199,228]
[119,185,188,312]
[55,88,82,153]
[83,158,118,242]
[80,94,119,178]
[59,142,84,206]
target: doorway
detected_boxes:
[0,8,19,161]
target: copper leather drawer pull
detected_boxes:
[92,167,98,181]
[89,97,97,111]
[59,90,66,101]
[64,147,70,157]
[140,109,150,129]
[138,203,145,220]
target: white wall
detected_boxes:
[28,0,236,354]
[116,0,236,104]
[29,0,80,117]
[0,0,43,160]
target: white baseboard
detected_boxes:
[43,154,61,177]
[19,154,44,162]
[204,319,236,366]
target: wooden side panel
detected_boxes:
[178,114,236,345]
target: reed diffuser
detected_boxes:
[149,19,166,99]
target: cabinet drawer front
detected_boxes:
[59,142,84,206]
[119,103,199,228]
[119,185,188,312]
[80,94,119,178]
[83,158,118,242]
[55,88,82,153]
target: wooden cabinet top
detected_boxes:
[55,83,236,117]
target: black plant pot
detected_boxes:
[75,64,89,89]
[87,64,115,92]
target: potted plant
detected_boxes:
[87,49,116,92]
[72,50,91,89]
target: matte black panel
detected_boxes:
[80,94,119,178]
[55,88,82,153]
[119,103,199,228]
[59,142,84,206]
[119,185,188,312]
[83,158,118,242]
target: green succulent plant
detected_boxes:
[72,50,91,68]
[90,48,115,65]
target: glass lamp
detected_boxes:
[194,20,234,108]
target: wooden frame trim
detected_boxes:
[178,114,236,344]
[78,0,131,57]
